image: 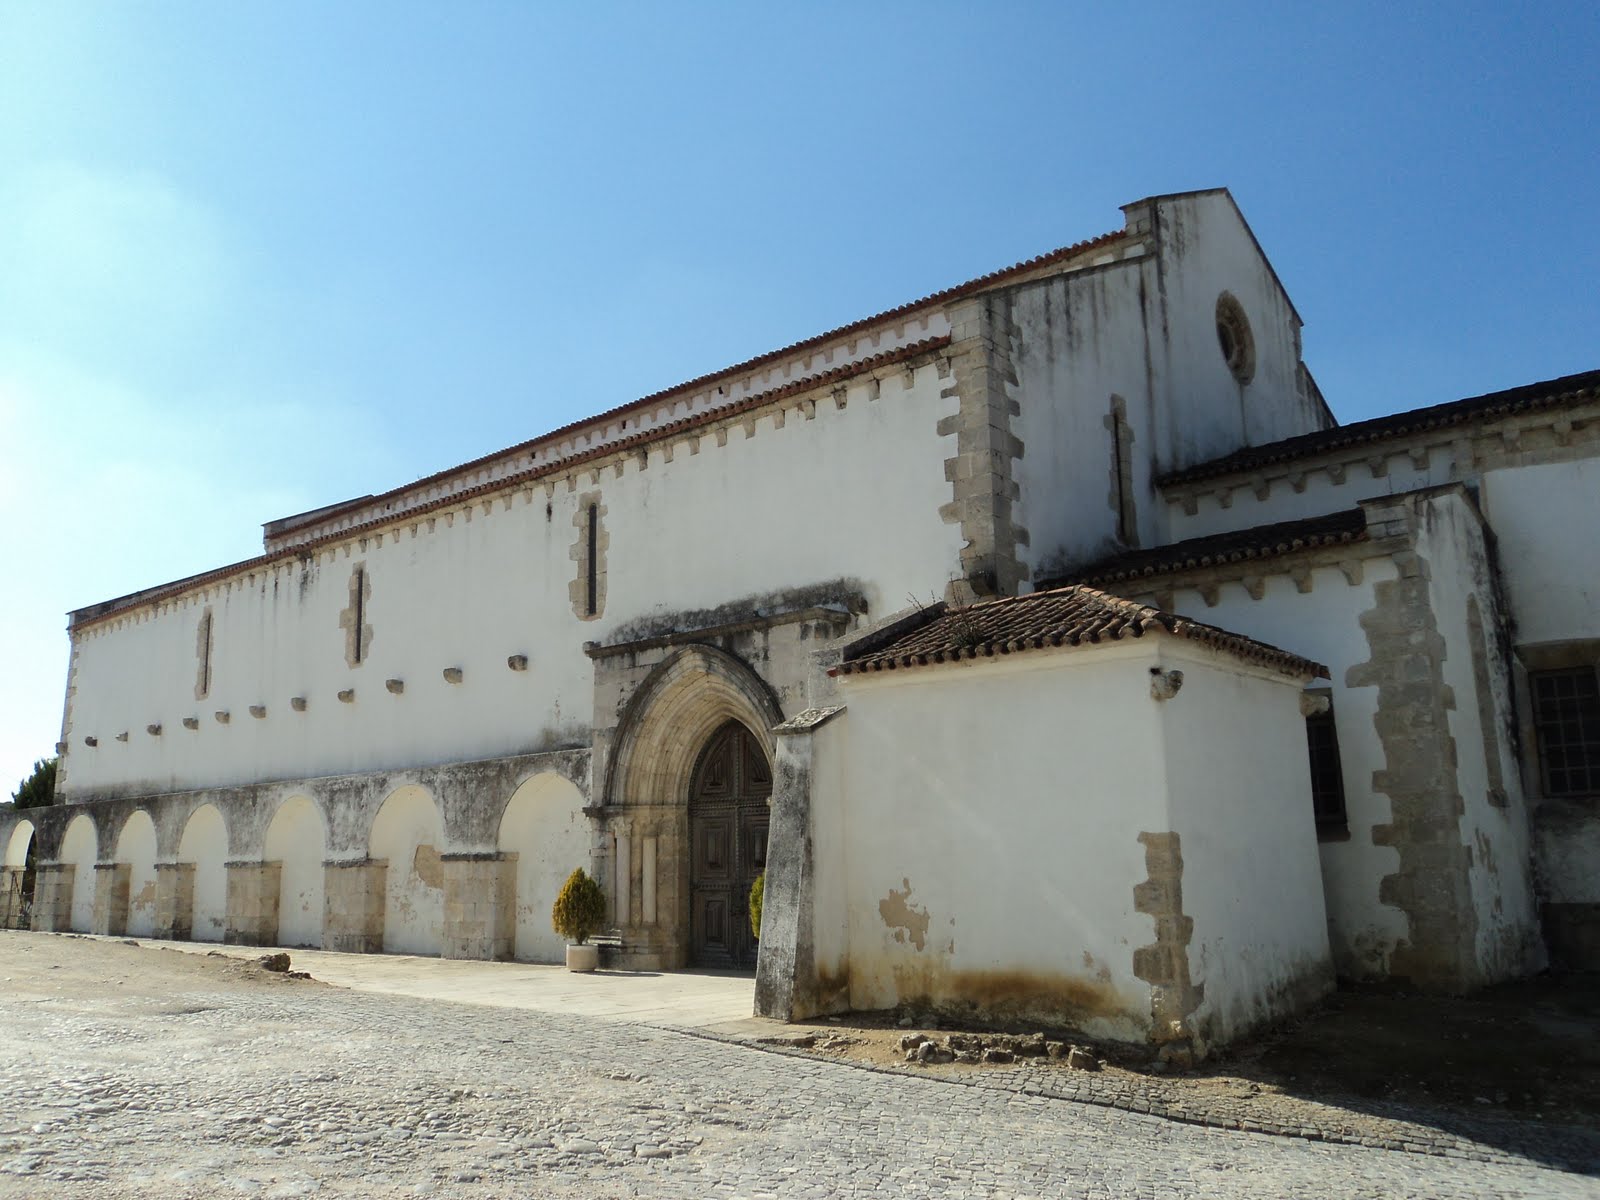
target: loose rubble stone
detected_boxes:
[257,953,292,973]
[982,1048,1015,1064]
[1066,1046,1101,1072]
[898,1033,930,1052]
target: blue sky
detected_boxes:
[2,3,1597,792]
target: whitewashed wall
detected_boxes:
[1481,459,1600,647]
[497,772,588,963]
[264,794,325,948]
[113,810,159,938]
[813,638,1330,1045]
[1137,561,1408,979]
[1155,641,1334,1042]
[1012,192,1327,581]
[826,644,1169,1042]
[61,813,96,932]
[369,785,445,956]
[61,361,964,800]
[1412,492,1542,978]
[1141,192,1328,466]
[178,804,228,942]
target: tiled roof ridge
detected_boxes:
[835,582,1327,680]
[287,227,1129,538]
[1158,368,1600,488]
[70,336,952,632]
[1063,508,1369,587]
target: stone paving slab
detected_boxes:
[2,932,1597,1199]
[90,934,763,1028]
[65,934,1600,1177]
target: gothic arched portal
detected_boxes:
[688,720,772,970]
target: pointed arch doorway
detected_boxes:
[688,720,771,969]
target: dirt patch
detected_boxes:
[776,973,1600,1126]
[0,934,324,1003]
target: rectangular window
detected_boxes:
[1531,666,1600,798]
[1305,703,1347,831]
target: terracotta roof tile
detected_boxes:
[1060,509,1369,588]
[1158,369,1600,488]
[836,584,1326,680]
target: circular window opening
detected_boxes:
[1215,293,1255,385]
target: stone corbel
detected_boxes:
[1149,668,1184,701]
[1299,692,1331,717]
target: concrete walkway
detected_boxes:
[85,934,771,1035]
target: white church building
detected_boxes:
[3,188,1595,1058]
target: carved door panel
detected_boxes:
[689,721,773,970]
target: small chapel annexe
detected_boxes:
[4,188,1596,1058]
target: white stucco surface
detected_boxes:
[60,362,962,803]
[1155,643,1333,1042]
[497,772,588,964]
[1144,562,1409,980]
[1481,459,1600,647]
[813,638,1330,1043]
[61,814,97,933]
[1413,492,1542,978]
[178,804,228,943]
[114,810,159,938]
[370,786,445,957]
[264,795,326,949]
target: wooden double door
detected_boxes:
[688,721,771,970]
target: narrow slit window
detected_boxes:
[196,610,214,699]
[352,567,366,665]
[586,504,599,617]
[1305,700,1347,831]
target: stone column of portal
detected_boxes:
[440,853,515,961]
[92,862,131,937]
[225,861,283,947]
[322,860,387,954]
[155,863,196,940]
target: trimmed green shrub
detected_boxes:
[749,872,764,941]
[551,867,607,945]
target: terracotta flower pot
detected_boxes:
[566,943,599,972]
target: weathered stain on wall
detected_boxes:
[877,879,931,952]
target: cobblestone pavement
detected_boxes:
[2,942,1597,1199]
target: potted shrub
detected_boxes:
[748,872,764,941]
[551,867,607,972]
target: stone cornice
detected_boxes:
[1161,396,1600,515]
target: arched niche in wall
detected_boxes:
[60,814,98,933]
[114,811,159,939]
[264,795,326,950]
[369,785,444,957]
[178,805,229,943]
[600,644,783,968]
[497,772,587,964]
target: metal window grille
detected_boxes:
[1531,666,1600,798]
[1306,708,1346,828]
